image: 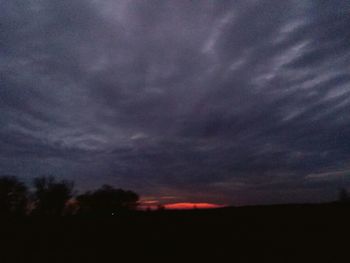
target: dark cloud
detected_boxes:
[1,0,350,205]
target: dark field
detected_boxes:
[1,204,349,262]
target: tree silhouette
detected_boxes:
[32,176,74,216]
[338,188,350,203]
[76,185,139,215]
[0,176,28,216]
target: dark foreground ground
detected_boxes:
[1,203,350,262]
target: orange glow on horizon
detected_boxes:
[164,202,224,210]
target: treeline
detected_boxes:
[0,175,139,217]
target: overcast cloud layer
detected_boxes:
[1,0,350,205]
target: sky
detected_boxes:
[1,0,350,206]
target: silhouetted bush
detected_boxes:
[0,176,28,216]
[76,185,139,215]
[157,204,165,211]
[32,176,74,216]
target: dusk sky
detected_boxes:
[1,0,350,206]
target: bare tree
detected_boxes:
[0,176,28,216]
[32,176,74,216]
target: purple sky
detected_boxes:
[1,0,350,205]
